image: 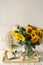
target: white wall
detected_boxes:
[0,0,43,27]
[0,0,43,50]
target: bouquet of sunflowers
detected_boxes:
[11,25,43,57]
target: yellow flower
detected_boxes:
[31,30,39,43]
[11,30,25,42]
[31,30,38,38]
[37,28,43,38]
[31,36,39,43]
[26,26,33,35]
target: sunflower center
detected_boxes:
[28,29,32,33]
[32,34,35,37]
[34,38,37,40]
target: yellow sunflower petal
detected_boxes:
[31,30,40,43]
[15,33,25,41]
[26,26,33,35]
[11,31,25,42]
[37,28,43,38]
[31,30,38,39]
[31,36,39,43]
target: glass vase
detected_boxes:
[25,44,33,57]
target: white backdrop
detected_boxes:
[0,0,43,28]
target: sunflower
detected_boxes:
[11,30,25,42]
[37,28,43,38]
[31,30,39,43]
[31,36,39,43]
[31,30,38,38]
[26,26,33,35]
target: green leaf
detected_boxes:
[26,35,31,41]
[18,40,24,46]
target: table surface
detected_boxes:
[0,50,43,65]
